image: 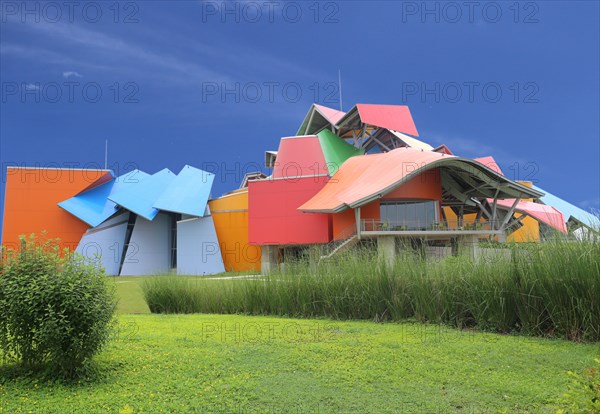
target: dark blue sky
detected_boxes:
[1,1,599,235]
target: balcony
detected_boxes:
[359,219,503,239]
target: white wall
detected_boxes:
[76,213,129,276]
[120,213,172,276]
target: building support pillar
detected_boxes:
[458,235,481,262]
[377,236,396,268]
[355,207,361,240]
[497,232,507,243]
[261,245,278,275]
[308,245,320,273]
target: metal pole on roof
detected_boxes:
[338,69,343,112]
[104,139,108,169]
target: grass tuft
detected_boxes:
[142,240,600,341]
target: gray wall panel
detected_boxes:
[177,216,225,275]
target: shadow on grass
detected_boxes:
[0,357,128,386]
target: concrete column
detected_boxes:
[377,236,396,268]
[458,235,480,262]
[308,245,320,273]
[261,245,278,274]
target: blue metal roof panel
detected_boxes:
[58,170,149,227]
[153,165,215,217]
[109,168,176,221]
[532,184,599,228]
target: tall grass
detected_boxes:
[142,240,600,341]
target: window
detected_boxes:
[380,200,438,230]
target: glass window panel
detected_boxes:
[380,201,437,230]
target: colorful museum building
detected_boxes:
[2,103,598,275]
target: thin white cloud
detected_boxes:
[3,9,323,92]
[25,83,40,90]
[62,71,82,78]
[0,43,113,72]
[579,196,600,211]
[20,20,230,85]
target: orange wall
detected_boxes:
[332,201,380,240]
[2,168,110,251]
[382,168,442,201]
[209,190,261,272]
[332,169,442,240]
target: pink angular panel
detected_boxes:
[272,136,328,179]
[494,199,568,233]
[314,103,346,125]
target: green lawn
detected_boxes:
[113,274,258,314]
[1,278,598,413]
[1,313,598,413]
[112,277,151,314]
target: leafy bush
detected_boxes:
[557,358,600,414]
[0,235,117,379]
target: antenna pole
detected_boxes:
[338,69,343,112]
[104,139,108,169]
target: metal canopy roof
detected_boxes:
[474,156,504,176]
[109,168,176,221]
[532,184,600,229]
[153,165,214,217]
[74,171,115,195]
[58,170,149,227]
[296,103,346,136]
[336,104,419,139]
[299,147,543,213]
[493,199,568,233]
[363,129,433,153]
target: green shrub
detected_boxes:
[0,235,117,379]
[557,358,600,414]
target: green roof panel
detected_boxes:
[318,129,364,175]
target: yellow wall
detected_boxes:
[508,181,540,242]
[442,206,540,242]
[209,190,261,272]
[507,214,539,242]
[442,209,480,228]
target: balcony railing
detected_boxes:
[360,219,501,233]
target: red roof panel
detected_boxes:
[355,104,419,136]
[249,176,331,245]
